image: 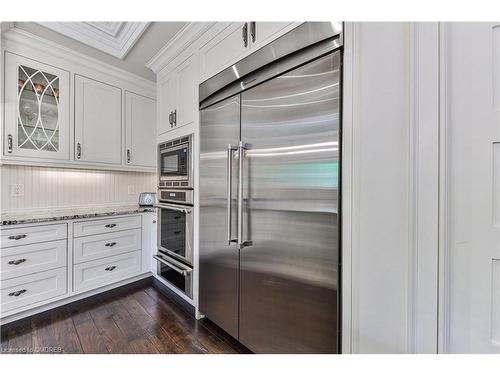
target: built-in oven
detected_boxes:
[155,199,193,266]
[158,134,193,189]
[153,252,193,299]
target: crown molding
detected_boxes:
[39,22,150,59]
[2,27,155,95]
[146,22,215,74]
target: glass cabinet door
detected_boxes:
[4,52,70,160]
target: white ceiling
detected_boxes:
[12,22,187,81]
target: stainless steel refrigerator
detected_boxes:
[199,22,342,354]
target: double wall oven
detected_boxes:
[155,134,194,299]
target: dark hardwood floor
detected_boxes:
[0,281,248,354]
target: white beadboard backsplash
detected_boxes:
[0,165,156,213]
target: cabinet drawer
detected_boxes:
[74,229,142,264]
[73,251,142,292]
[1,268,67,313]
[73,215,141,237]
[0,223,67,248]
[1,240,67,281]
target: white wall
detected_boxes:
[342,22,439,353]
[0,165,156,212]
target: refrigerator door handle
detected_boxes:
[237,141,250,249]
[227,144,237,244]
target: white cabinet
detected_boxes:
[157,53,198,134]
[249,22,295,50]
[74,75,122,165]
[125,91,156,168]
[3,52,70,160]
[1,268,67,313]
[157,72,177,135]
[176,54,198,128]
[199,22,248,82]
[199,22,299,81]
[73,250,142,292]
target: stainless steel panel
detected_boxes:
[239,51,341,353]
[199,95,240,339]
[200,22,343,105]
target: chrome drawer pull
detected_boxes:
[105,224,117,228]
[105,242,117,247]
[8,258,27,265]
[9,289,27,297]
[8,234,27,240]
[105,266,117,271]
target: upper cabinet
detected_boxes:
[74,75,122,165]
[125,91,156,168]
[4,52,70,160]
[158,53,198,134]
[199,22,300,82]
[1,29,156,172]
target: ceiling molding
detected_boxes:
[146,22,215,74]
[38,22,150,59]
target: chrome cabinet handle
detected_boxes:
[7,134,13,153]
[8,258,27,265]
[127,149,131,163]
[153,255,192,276]
[105,242,117,247]
[105,266,117,271]
[169,111,173,127]
[8,234,27,240]
[76,142,82,159]
[227,144,237,244]
[172,109,177,127]
[105,224,117,228]
[250,22,256,43]
[9,289,27,297]
[242,22,248,47]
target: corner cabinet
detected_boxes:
[125,91,156,168]
[157,53,198,134]
[3,52,70,160]
[74,75,122,165]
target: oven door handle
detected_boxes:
[153,255,192,276]
[154,204,192,214]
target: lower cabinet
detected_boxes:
[0,240,67,280]
[1,268,67,313]
[73,250,142,292]
[0,214,148,322]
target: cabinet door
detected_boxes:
[75,75,122,164]
[125,91,156,168]
[176,53,198,128]
[199,22,248,81]
[249,22,296,50]
[157,72,177,135]
[4,52,70,160]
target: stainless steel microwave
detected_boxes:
[158,134,193,189]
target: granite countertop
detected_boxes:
[1,205,156,226]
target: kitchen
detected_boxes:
[0,4,499,368]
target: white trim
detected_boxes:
[407,22,440,354]
[39,22,150,60]
[437,21,450,354]
[146,22,215,74]
[2,27,155,95]
[341,21,354,354]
